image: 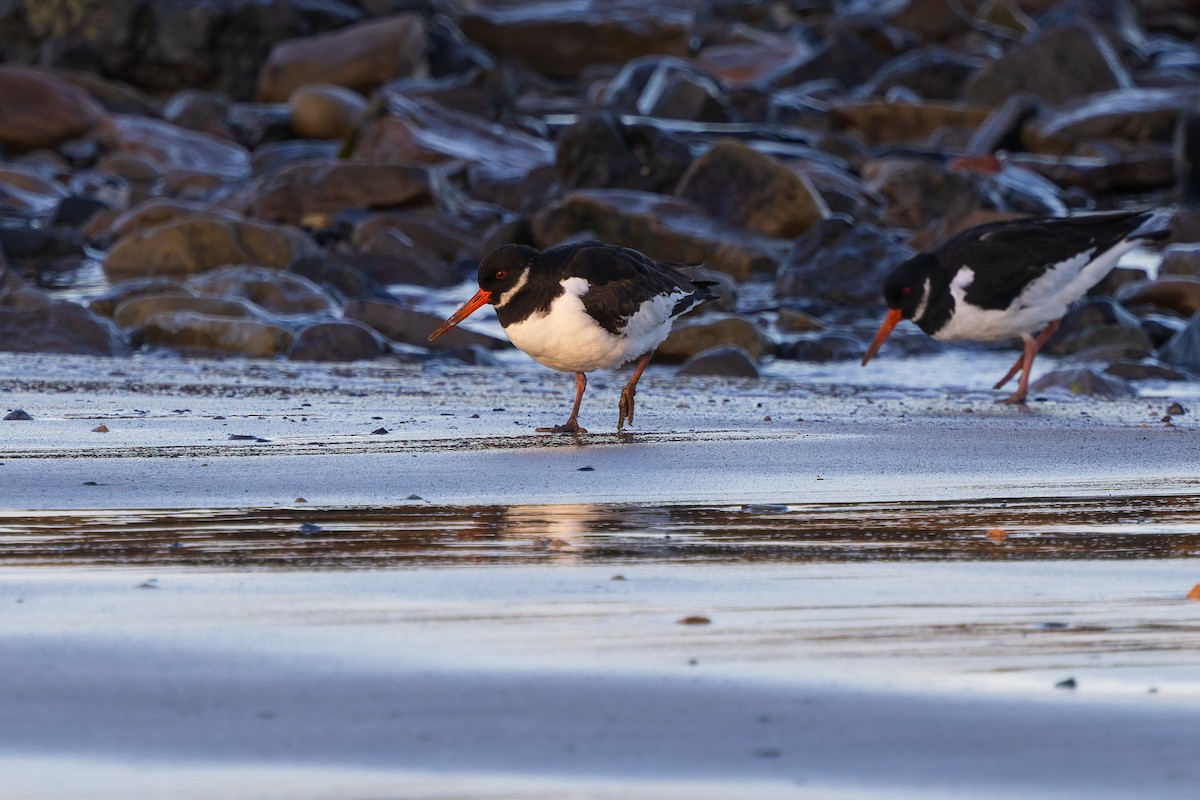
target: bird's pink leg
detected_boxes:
[996,332,1042,404]
[538,372,588,433]
[618,353,653,431]
[993,320,1060,390]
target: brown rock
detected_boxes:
[675,141,829,238]
[256,13,428,103]
[1160,244,1200,278]
[185,265,335,315]
[0,164,68,214]
[695,31,807,87]
[346,223,458,289]
[1023,88,1200,157]
[0,287,129,356]
[356,94,555,183]
[555,112,692,194]
[287,84,368,140]
[861,157,994,230]
[105,199,243,243]
[143,312,294,357]
[103,214,318,280]
[248,159,437,225]
[830,100,991,145]
[286,319,389,362]
[112,293,268,329]
[94,114,251,180]
[88,277,187,318]
[352,203,518,264]
[655,315,769,362]
[0,66,105,152]
[676,346,760,378]
[882,0,975,40]
[1029,367,1137,398]
[776,216,915,306]
[976,0,1038,34]
[964,24,1131,107]
[458,5,689,79]
[532,189,789,282]
[1116,277,1200,318]
[344,298,508,351]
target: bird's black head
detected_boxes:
[881,253,935,318]
[477,244,538,303]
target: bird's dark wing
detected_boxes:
[942,211,1158,310]
[559,243,716,335]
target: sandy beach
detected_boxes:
[2,351,1199,799]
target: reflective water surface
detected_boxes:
[4,493,1200,568]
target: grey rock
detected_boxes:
[1159,314,1200,373]
[776,216,915,306]
[1045,298,1153,356]
[287,320,389,362]
[676,346,760,378]
[344,298,509,351]
[1029,367,1138,398]
[780,331,866,363]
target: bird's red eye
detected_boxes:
[901,287,911,297]
[495,270,508,280]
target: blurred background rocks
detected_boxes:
[0,0,1197,390]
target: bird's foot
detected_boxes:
[618,387,636,431]
[537,419,587,434]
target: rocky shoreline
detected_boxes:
[2,0,1200,397]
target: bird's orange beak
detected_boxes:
[861,308,903,366]
[428,289,492,341]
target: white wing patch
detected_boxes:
[502,277,686,373]
[935,241,1138,342]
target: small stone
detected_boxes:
[92,424,109,433]
[371,427,388,435]
[986,528,1008,540]
[82,481,98,486]
[1055,677,1078,690]
[228,434,258,440]
[677,615,712,625]
[298,522,323,534]
[1168,402,1187,416]
[611,575,626,581]
[406,494,423,501]
[3,409,32,421]
[295,497,307,503]
[577,466,595,472]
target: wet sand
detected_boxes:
[2,352,1199,798]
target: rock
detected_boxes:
[94,114,251,181]
[3,409,33,421]
[1104,359,1188,381]
[1089,266,1150,299]
[162,89,233,140]
[964,24,1132,107]
[776,216,916,306]
[777,308,825,333]
[112,293,269,330]
[250,140,341,177]
[1003,149,1175,194]
[1160,314,1200,372]
[345,223,459,289]
[289,256,386,301]
[0,65,105,152]
[185,265,335,316]
[676,346,760,378]
[458,5,689,79]
[287,320,389,362]
[103,214,318,280]
[1029,367,1137,397]
[780,331,867,362]
[1116,277,1200,318]
[88,277,186,318]
[350,203,517,265]
[600,56,732,122]
[829,99,991,146]
[142,312,294,358]
[674,141,829,238]
[861,157,997,231]
[1140,314,1188,347]
[0,164,67,214]
[1044,298,1153,355]
[1160,244,1200,278]
[1023,88,1200,157]
[356,94,556,185]
[976,0,1038,35]
[860,47,984,102]
[0,285,129,356]
[1177,107,1200,205]
[343,298,508,351]
[757,29,890,93]
[882,0,976,39]
[287,84,368,141]
[1070,343,1153,363]
[967,95,1042,156]
[695,30,808,88]
[256,13,427,103]
[104,199,243,244]
[655,314,769,362]
[248,159,437,226]
[533,189,789,282]
[555,112,692,193]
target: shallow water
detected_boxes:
[4,493,1200,568]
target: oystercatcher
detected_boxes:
[428,241,717,433]
[861,209,1172,403]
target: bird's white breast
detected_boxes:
[502,277,686,373]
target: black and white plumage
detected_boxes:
[861,209,1172,403]
[429,241,716,432]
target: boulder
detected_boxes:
[776,216,916,306]
[287,84,368,141]
[655,314,769,362]
[600,56,732,122]
[1103,359,1189,381]
[94,114,251,181]
[0,65,105,152]
[1044,298,1153,355]
[555,112,692,194]
[1159,244,1200,278]
[676,346,760,378]
[458,5,689,79]
[351,203,518,264]
[964,24,1132,107]
[860,47,984,102]
[1022,88,1200,156]
[1029,367,1138,397]
[287,319,389,362]
[185,265,335,316]
[757,29,890,93]
[780,331,867,362]
[881,0,976,40]
[289,256,386,301]
[532,189,789,282]
[0,285,129,356]
[112,292,269,329]
[1116,276,1200,318]
[1160,314,1200,373]
[103,214,319,280]
[343,298,508,351]
[104,199,243,243]
[861,157,997,230]
[142,312,294,358]
[256,13,428,103]
[674,141,829,239]
[89,277,186,318]
[345,224,459,288]
[248,159,437,225]
[830,99,991,145]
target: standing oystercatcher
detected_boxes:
[429,241,716,433]
[861,209,1172,403]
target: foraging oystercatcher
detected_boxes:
[428,241,717,433]
[861,209,1172,403]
